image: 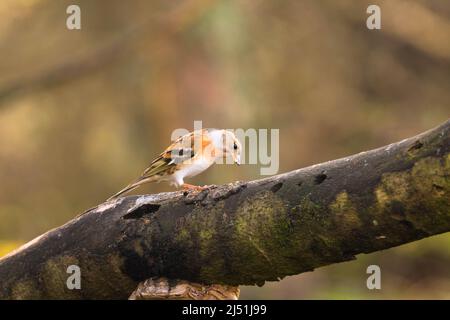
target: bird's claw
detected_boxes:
[182,183,215,193]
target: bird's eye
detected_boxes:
[233,143,238,150]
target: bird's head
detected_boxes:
[221,130,242,165]
[209,129,242,165]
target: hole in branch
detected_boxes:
[408,140,423,152]
[271,182,283,193]
[314,173,327,184]
[123,203,161,219]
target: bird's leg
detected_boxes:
[182,183,208,191]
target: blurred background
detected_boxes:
[0,0,449,299]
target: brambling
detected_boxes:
[107,129,242,200]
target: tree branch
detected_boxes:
[0,120,448,299]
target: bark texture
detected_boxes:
[0,120,449,299]
[129,278,239,300]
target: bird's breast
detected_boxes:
[180,156,214,178]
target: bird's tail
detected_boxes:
[106,177,154,201]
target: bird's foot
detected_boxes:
[182,183,210,192]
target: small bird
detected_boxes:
[107,128,242,200]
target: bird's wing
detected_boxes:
[141,130,208,178]
[106,130,213,201]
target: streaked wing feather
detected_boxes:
[141,156,173,178]
[141,133,198,178]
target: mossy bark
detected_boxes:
[0,120,449,299]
